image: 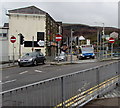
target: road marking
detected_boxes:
[5,76,10,79]
[19,71,28,75]
[54,75,120,108]
[34,70,43,73]
[2,79,16,85]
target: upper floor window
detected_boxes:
[3,33,7,37]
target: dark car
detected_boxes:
[18,52,46,67]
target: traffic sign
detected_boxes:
[56,34,62,41]
[37,40,44,46]
[10,36,16,43]
[109,37,115,43]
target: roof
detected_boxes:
[8,6,47,15]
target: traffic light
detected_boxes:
[19,33,24,45]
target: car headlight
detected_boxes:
[28,58,33,61]
[80,54,84,57]
[18,59,20,62]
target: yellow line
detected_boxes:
[55,75,119,108]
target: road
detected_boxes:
[2,59,118,91]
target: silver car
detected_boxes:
[54,53,67,61]
[18,52,46,67]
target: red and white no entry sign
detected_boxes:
[56,34,62,41]
[10,36,16,43]
[109,37,115,43]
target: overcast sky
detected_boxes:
[0,0,119,28]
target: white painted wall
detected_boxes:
[0,28,9,62]
[8,13,46,60]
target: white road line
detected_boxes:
[34,70,43,73]
[2,79,16,85]
[19,71,28,74]
[5,76,10,79]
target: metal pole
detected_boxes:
[97,30,99,60]
[61,77,65,108]
[102,23,105,59]
[57,41,59,63]
[13,43,14,64]
[78,36,80,54]
[18,33,21,58]
[70,29,73,63]
[32,36,34,52]
[57,26,61,63]
[111,43,113,58]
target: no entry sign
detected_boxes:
[109,37,115,43]
[56,34,62,41]
[10,36,16,43]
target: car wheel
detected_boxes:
[33,60,37,66]
[42,60,45,64]
[79,57,83,60]
[19,64,22,67]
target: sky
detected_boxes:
[0,0,119,28]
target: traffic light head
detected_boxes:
[19,33,24,45]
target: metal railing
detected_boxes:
[1,61,120,107]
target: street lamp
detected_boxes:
[70,29,74,63]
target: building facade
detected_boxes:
[7,6,62,61]
[0,23,9,62]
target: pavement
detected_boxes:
[1,56,119,69]
[84,85,120,107]
[0,59,98,69]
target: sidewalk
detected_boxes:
[0,57,119,69]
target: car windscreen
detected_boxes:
[81,47,93,53]
[24,52,37,57]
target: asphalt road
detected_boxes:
[2,60,118,91]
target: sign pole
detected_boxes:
[32,36,34,52]
[57,41,59,63]
[70,29,73,64]
[111,43,113,58]
[10,36,16,64]
[13,43,15,64]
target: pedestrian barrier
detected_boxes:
[1,61,120,107]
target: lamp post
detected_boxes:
[70,29,74,63]
[102,23,105,59]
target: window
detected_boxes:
[37,32,44,41]
[0,33,2,37]
[3,33,7,37]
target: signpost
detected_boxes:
[56,34,62,41]
[56,34,62,63]
[10,36,16,64]
[10,36,16,43]
[109,37,115,58]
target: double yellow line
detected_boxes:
[54,75,120,108]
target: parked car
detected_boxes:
[18,52,46,67]
[54,52,67,61]
[113,53,120,57]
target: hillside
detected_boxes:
[62,23,119,43]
